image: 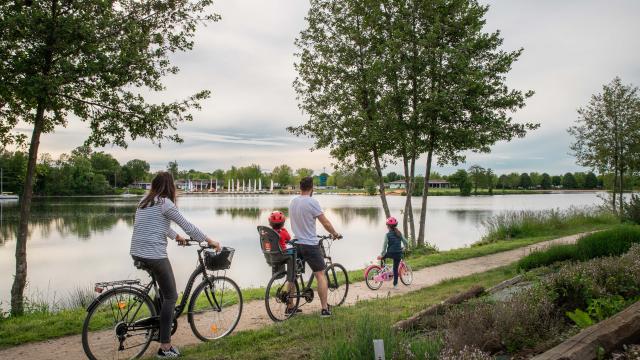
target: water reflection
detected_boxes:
[330,207,381,225]
[0,200,136,243]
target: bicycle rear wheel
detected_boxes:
[82,287,156,360]
[265,271,300,322]
[400,262,413,285]
[188,276,243,341]
[325,263,349,307]
[364,265,383,290]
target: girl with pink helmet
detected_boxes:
[377,216,409,289]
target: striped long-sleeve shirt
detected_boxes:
[130,197,207,259]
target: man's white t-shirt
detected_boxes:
[289,195,323,245]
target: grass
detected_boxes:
[517,224,640,271]
[477,207,619,245]
[179,265,518,360]
[0,218,616,349]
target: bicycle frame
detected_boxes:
[118,247,222,333]
[289,238,338,300]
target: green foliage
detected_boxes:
[562,172,577,189]
[565,308,593,329]
[624,194,640,224]
[364,178,376,196]
[541,173,552,189]
[460,181,472,196]
[575,224,640,259]
[271,164,293,187]
[519,172,532,189]
[517,244,578,271]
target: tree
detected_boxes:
[541,173,552,190]
[123,159,150,184]
[295,168,314,186]
[562,172,577,189]
[272,165,293,188]
[167,161,179,179]
[90,152,121,187]
[468,165,485,195]
[486,168,495,195]
[569,77,640,215]
[385,171,401,183]
[585,172,598,189]
[497,174,509,192]
[552,175,562,187]
[529,172,542,188]
[409,0,537,246]
[519,173,532,189]
[290,0,393,218]
[0,0,216,315]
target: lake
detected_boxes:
[0,192,603,308]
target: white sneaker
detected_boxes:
[393,285,399,290]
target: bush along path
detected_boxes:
[0,232,591,360]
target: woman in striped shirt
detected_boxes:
[130,171,220,358]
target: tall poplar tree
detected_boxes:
[0,0,217,315]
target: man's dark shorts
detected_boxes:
[296,244,326,272]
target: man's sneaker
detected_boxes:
[393,284,399,290]
[320,308,332,318]
[157,346,180,358]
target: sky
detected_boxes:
[25,0,640,176]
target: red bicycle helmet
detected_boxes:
[268,211,285,225]
[386,216,398,226]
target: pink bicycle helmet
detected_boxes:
[386,216,398,226]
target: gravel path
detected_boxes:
[0,233,583,360]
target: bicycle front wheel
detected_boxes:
[325,263,349,307]
[400,262,413,285]
[188,276,243,341]
[82,287,156,360]
[265,271,300,322]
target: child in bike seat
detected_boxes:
[377,216,409,289]
[269,211,292,252]
[268,211,300,314]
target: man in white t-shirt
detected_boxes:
[289,176,341,318]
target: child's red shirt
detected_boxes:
[274,227,291,251]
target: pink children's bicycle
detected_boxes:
[364,257,413,290]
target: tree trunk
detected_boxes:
[402,154,411,240]
[409,154,416,241]
[11,103,45,316]
[417,148,434,247]
[619,166,625,216]
[372,148,391,218]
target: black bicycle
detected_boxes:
[262,233,349,322]
[82,240,243,360]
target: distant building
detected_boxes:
[387,179,450,189]
[130,182,151,190]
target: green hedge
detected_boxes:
[518,244,578,271]
[518,225,640,271]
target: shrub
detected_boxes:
[545,244,640,311]
[517,244,578,271]
[439,286,564,354]
[575,225,640,260]
[624,194,640,225]
[439,346,493,360]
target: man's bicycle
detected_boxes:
[81,240,243,360]
[258,227,349,322]
[364,256,413,290]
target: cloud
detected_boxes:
[23,0,640,176]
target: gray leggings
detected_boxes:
[132,256,178,344]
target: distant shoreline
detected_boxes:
[22,189,611,199]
